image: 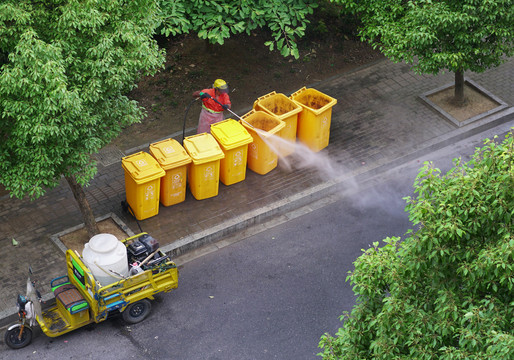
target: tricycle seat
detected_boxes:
[54,283,89,314]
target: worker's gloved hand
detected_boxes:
[199,92,211,99]
[222,104,229,110]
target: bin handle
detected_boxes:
[290,86,307,99]
[256,91,277,101]
[241,110,254,119]
[239,110,276,139]
[238,110,259,131]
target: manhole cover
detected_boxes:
[94,146,125,166]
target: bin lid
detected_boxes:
[240,110,285,138]
[211,119,253,150]
[121,151,165,184]
[183,133,225,165]
[149,138,191,170]
[254,92,302,120]
[290,87,337,114]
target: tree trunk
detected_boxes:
[65,174,99,238]
[454,70,465,105]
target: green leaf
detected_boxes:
[318,127,514,358]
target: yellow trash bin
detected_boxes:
[290,87,337,152]
[149,138,191,206]
[240,110,285,175]
[183,133,225,200]
[211,119,253,186]
[121,151,165,220]
[253,91,302,157]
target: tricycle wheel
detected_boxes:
[122,299,152,324]
[4,326,32,349]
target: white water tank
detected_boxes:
[82,233,129,287]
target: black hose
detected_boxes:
[183,98,199,144]
[121,96,197,231]
[121,200,144,233]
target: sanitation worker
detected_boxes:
[192,79,231,133]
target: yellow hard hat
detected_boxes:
[213,79,228,93]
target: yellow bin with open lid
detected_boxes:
[183,133,225,200]
[240,110,285,175]
[149,138,191,206]
[253,91,302,157]
[290,87,337,152]
[211,119,253,186]
[121,151,165,220]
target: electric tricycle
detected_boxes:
[4,233,178,349]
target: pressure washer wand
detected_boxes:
[222,104,264,136]
[225,107,243,121]
[201,92,255,129]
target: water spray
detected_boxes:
[184,92,351,189]
[209,94,338,176]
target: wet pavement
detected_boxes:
[0,57,512,326]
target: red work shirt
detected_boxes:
[201,88,231,113]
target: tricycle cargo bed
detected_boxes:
[6,232,178,350]
[61,233,178,323]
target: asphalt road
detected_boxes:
[0,166,415,360]
[1,125,510,360]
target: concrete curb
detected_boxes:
[1,106,512,332]
[419,78,509,127]
[49,212,136,253]
[163,105,513,257]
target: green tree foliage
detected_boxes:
[330,0,514,102]
[0,0,164,236]
[319,131,514,359]
[157,0,318,59]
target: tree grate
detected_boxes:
[94,146,125,167]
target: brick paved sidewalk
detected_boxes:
[0,57,512,322]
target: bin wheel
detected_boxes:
[122,299,152,324]
[4,326,33,349]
